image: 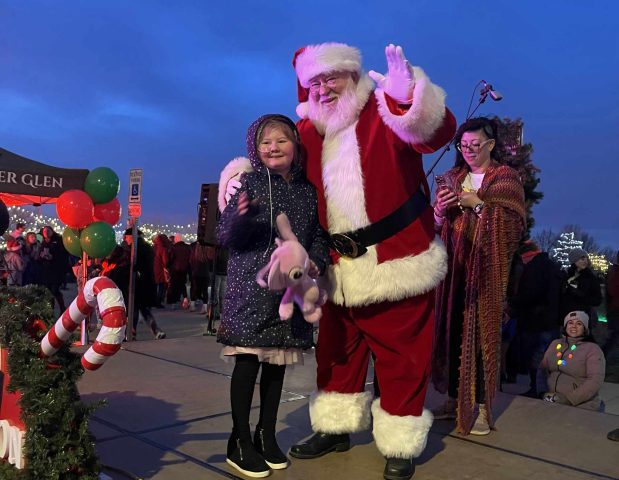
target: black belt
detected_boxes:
[330,188,429,258]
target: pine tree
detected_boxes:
[491,117,543,238]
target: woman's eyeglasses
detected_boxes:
[456,138,494,153]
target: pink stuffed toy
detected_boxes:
[256,213,326,323]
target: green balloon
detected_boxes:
[80,221,117,259]
[84,167,120,204]
[62,227,83,257]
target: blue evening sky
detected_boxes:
[1,1,617,248]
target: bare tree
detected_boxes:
[532,228,559,252]
[600,247,618,263]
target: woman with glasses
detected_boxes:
[216,114,329,477]
[431,117,526,435]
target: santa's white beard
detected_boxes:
[308,79,361,136]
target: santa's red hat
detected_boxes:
[292,42,362,99]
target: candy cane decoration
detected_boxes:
[40,276,127,371]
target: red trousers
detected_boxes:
[316,292,434,417]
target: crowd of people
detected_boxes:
[2,222,229,342]
[2,223,72,310]
[214,42,616,480]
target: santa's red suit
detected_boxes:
[294,43,456,460]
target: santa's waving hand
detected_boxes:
[368,44,415,103]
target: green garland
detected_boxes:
[0,285,102,479]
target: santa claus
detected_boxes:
[219,43,456,480]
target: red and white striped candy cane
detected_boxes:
[40,276,127,371]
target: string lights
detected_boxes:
[589,253,611,275]
[1,206,197,249]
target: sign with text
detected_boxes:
[128,169,143,204]
[128,203,142,218]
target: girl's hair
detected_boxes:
[453,117,502,168]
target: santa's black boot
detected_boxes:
[289,432,350,459]
[384,457,415,480]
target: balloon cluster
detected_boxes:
[56,167,120,259]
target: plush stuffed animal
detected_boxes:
[256,213,326,323]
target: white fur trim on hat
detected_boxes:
[371,399,433,459]
[309,390,372,434]
[375,66,447,145]
[295,43,362,88]
[217,156,254,212]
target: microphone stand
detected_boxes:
[425,81,491,178]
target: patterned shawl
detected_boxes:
[432,161,525,435]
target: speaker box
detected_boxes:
[197,183,220,245]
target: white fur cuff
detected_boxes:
[375,66,447,145]
[217,156,253,212]
[372,400,433,459]
[309,390,372,434]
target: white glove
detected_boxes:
[224,175,243,204]
[368,44,414,103]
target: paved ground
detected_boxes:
[68,299,619,480]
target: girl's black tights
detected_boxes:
[230,354,286,440]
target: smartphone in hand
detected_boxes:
[435,174,450,192]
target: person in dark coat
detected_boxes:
[509,241,563,395]
[211,246,229,319]
[216,114,329,477]
[561,248,602,332]
[167,233,191,307]
[123,229,166,340]
[189,241,213,313]
[602,251,619,356]
[38,226,69,311]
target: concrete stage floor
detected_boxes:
[73,304,619,480]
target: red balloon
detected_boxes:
[56,189,94,229]
[93,198,122,225]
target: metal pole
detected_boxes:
[79,250,89,346]
[126,218,138,342]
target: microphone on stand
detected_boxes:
[481,80,503,101]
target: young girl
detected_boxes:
[216,114,329,478]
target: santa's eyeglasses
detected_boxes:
[308,74,346,93]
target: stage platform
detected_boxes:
[74,306,619,480]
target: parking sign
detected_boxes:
[129,169,143,204]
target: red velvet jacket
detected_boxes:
[296,71,456,307]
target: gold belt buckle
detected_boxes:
[331,233,362,258]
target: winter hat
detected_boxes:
[292,42,362,115]
[174,233,183,243]
[6,239,21,251]
[563,310,589,331]
[293,42,362,89]
[568,248,588,264]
